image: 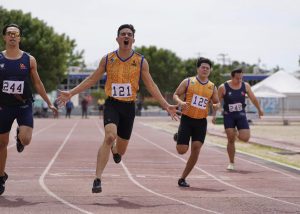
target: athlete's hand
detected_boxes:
[212,103,220,112]
[179,101,188,111]
[49,105,58,117]
[56,90,72,108]
[258,108,264,119]
[212,116,216,124]
[166,104,179,121]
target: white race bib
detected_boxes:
[229,103,243,112]
[111,83,132,98]
[2,80,24,94]
[191,94,209,110]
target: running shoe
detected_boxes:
[16,127,24,153]
[227,163,235,171]
[0,172,8,195]
[178,178,190,187]
[92,178,102,193]
[111,143,121,164]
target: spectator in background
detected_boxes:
[81,97,88,119]
[65,100,73,118]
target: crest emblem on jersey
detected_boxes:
[0,63,4,69]
[228,92,232,96]
[20,63,27,70]
[110,58,115,63]
[131,60,137,67]
[241,91,245,96]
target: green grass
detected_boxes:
[207,134,300,169]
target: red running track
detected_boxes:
[1,117,299,214]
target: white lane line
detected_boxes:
[121,161,220,214]
[206,143,300,180]
[39,122,93,214]
[8,122,57,149]
[141,122,300,179]
[134,132,300,208]
[95,122,220,214]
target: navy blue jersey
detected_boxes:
[0,52,33,106]
[223,82,247,113]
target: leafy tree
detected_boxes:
[134,46,184,98]
[0,7,84,91]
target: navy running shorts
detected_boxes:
[103,97,135,140]
[0,103,34,134]
[223,111,249,130]
[177,114,207,145]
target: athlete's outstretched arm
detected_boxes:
[57,56,106,105]
[245,83,264,118]
[29,55,57,115]
[173,79,188,111]
[141,59,178,120]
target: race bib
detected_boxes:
[191,94,209,110]
[111,83,132,98]
[2,80,24,94]
[229,103,243,112]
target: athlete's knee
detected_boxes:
[105,133,117,144]
[176,145,188,154]
[238,135,250,142]
[20,135,32,146]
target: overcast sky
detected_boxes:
[1,0,300,72]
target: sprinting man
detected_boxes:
[57,24,178,193]
[173,57,219,187]
[0,24,57,195]
[218,67,263,170]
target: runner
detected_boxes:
[0,24,57,195]
[57,24,178,193]
[218,67,264,170]
[173,57,219,187]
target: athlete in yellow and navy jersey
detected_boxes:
[57,24,178,193]
[173,57,219,188]
[104,50,143,102]
[181,76,215,119]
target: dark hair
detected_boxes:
[231,67,243,77]
[2,23,22,36]
[117,24,135,37]
[196,57,212,68]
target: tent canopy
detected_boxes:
[251,70,300,95]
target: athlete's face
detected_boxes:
[3,26,21,46]
[197,63,211,79]
[232,73,243,84]
[116,28,135,50]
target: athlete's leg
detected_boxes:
[114,136,129,156]
[17,125,33,146]
[95,123,117,179]
[180,141,202,179]
[237,129,250,142]
[225,128,236,164]
[0,133,9,176]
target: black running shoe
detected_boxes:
[173,133,178,142]
[92,178,102,193]
[178,178,190,187]
[16,127,24,153]
[111,146,121,164]
[0,172,8,195]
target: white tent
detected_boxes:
[250,70,300,113]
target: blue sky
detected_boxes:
[1,0,300,72]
